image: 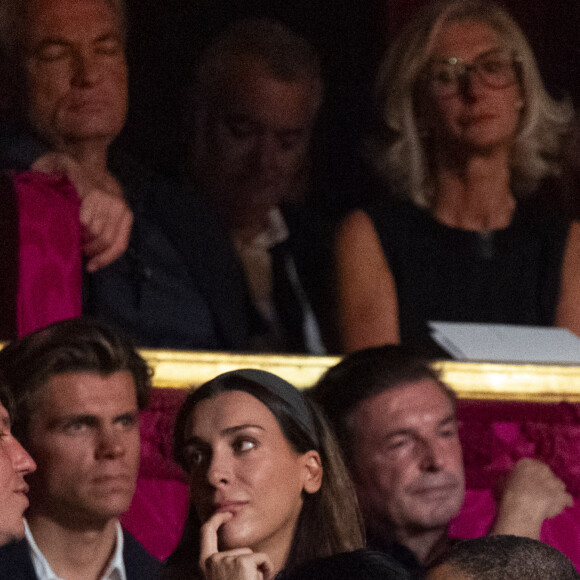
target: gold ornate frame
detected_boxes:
[141,349,580,403]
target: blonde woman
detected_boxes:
[337,0,577,351]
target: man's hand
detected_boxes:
[31,152,133,272]
[492,458,573,539]
[79,189,133,272]
[200,512,275,580]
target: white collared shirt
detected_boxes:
[233,207,289,329]
[233,207,325,354]
[25,519,127,580]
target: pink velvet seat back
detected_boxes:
[126,390,580,570]
[2,171,82,337]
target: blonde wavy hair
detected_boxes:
[371,0,575,207]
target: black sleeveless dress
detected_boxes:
[365,185,571,346]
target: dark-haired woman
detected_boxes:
[164,369,365,579]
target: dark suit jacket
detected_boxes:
[85,150,257,351]
[0,530,162,580]
[0,124,257,351]
[141,171,257,351]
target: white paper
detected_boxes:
[429,322,580,363]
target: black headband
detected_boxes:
[216,369,316,439]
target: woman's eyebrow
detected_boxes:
[221,424,265,436]
[185,424,265,446]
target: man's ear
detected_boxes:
[301,450,323,494]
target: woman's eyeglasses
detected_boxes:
[428,49,519,98]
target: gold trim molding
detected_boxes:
[141,349,580,403]
[140,349,340,391]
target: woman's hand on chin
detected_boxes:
[200,512,275,580]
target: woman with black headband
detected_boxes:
[164,369,373,580]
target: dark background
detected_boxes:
[120,0,579,212]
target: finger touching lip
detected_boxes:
[213,501,248,515]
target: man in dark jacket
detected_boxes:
[189,18,337,353]
[0,0,257,351]
[312,346,573,577]
[0,318,161,579]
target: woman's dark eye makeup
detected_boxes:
[184,426,263,471]
[184,443,210,469]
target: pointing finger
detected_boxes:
[199,511,234,568]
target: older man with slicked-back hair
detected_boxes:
[0,0,132,273]
[0,318,161,579]
[0,0,258,352]
[311,345,573,576]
